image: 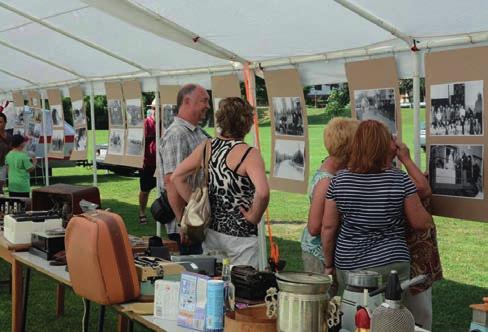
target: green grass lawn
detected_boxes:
[0,108,486,331]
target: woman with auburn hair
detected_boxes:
[300,117,359,273]
[172,97,269,268]
[322,120,433,294]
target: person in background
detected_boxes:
[322,120,433,295]
[160,84,210,254]
[394,142,442,331]
[300,117,359,273]
[172,97,269,268]
[0,113,12,194]
[5,134,36,197]
[138,99,157,224]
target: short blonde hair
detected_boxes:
[324,117,360,164]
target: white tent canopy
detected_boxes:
[0,0,487,97]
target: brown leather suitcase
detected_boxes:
[32,184,101,221]
[65,210,140,305]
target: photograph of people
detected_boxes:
[126,98,144,127]
[272,97,304,136]
[430,80,483,136]
[354,88,396,134]
[429,144,483,199]
[72,100,86,127]
[108,99,124,126]
[51,105,63,127]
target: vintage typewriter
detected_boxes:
[134,256,187,300]
[0,197,30,229]
[30,228,65,260]
[3,210,62,245]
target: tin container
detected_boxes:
[206,280,224,332]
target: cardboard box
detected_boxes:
[154,280,180,321]
[177,272,211,331]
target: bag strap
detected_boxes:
[191,139,212,189]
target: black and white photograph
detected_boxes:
[75,128,87,151]
[126,98,144,127]
[72,100,86,127]
[51,104,63,127]
[51,129,64,153]
[32,108,43,124]
[108,128,125,155]
[13,127,24,136]
[14,106,24,126]
[354,88,396,134]
[25,138,38,155]
[273,139,305,181]
[272,97,304,136]
[162,104,178,129]
[430,80,483,136]
[429,144,483,199]
[108,99,124,127]
[126,128,144,156]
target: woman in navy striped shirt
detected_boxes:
[322,120,433,294]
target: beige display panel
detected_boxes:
[69,86,88,160]
[264,68,309,194]
[12,91,25,136]
[345,57,402,140]
[46,89,65,159]
[211,74,241,135]
[156,85,181,177]
[105,82,129,167]
[121,80,144,167]
[425,46,488,222]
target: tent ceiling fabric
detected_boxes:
[0,0,487,94]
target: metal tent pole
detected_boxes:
[40,95,49,186]
[154,78,162,237]
[413,52,421,166]
[90,83,98,187]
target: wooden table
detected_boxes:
[12,251,192,332]
[0,232,30,332]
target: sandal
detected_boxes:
[139,215,148,225]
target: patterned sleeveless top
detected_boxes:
[209,138,257,237]
[300,169,334,262]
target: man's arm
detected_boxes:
[164,173,187,222]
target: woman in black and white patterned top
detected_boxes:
[172,97,269,267]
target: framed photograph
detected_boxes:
[354,88,396,134]
[72,100,87,127]
[126,98,144,127]
[14,106,24,126]
[51,104,63,128]
[162,104,178,129]
[108,99,124,127]
[430,80,483,136]
[75,128,87,151]
[429,144,483,199]
[108,128,125,155]
[51,129,64,153]
[273,139,306,180]
[126,128,144,156]
[272,96,304,136]
[25,137,38,155]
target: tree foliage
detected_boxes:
[325,84,351,118]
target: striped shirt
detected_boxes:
[326,168,417,270]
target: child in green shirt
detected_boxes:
[5,134,36,197]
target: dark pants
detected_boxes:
[9,192,30,198]
[168,233,203,255]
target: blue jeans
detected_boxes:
[168,233,203,255]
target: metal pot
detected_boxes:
[275,272,332,294]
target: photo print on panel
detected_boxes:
[430,80,483,136]
[272,97,304,136]
[429,144,483,199]
[273,139,306,181]
[354,88,396,134]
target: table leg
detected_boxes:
[83,298,91,332]
[97,305,105,332]
[56,284,65,317]
[117,314,129,332]
[11,259,23,332]
[21,267,31,332]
